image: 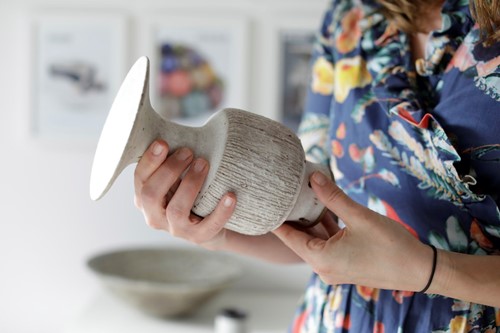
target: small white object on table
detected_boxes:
[65,288,302,333]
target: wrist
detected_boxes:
[401,242,436,292]
[201,230,229,252]
[425,248,456,295]
[418,245,438,293]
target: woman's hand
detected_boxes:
[133,140,305,264]
[273,171,433,292]
[134,139,236,250]
[274,171,500,306]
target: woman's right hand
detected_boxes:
[134,139,311,264]
[134,139,237,250]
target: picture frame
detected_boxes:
[31,12,127,142]
[266,16,319,132]
[141,14,250,126]
[279,29,316,132]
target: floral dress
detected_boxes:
[292,0,500,332]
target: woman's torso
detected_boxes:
[293,0,500,331]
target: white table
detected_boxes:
[65,288,302,333]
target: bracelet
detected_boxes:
[419,244,437,293]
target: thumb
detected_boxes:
[310,171,365,228]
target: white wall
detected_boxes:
[0,0,326,332]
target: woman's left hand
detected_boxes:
[273,171,434,292]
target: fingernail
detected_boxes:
[223,196,234,208]
[176,148,192,161]
[312,171,327,186]
[193,158,207,173]
[152,142,164,156]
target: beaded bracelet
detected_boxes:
[419,244,437,293]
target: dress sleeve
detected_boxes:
[297,2,337,166]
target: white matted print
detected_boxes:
[146,16,249,126]
[32,13,127,142]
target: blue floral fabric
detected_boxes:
[292,0,500,332]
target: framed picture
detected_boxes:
[279,30,316,132]
[32,12,127,142]
[142,15,249,126]
[264,16,319,132]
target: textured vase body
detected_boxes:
[90,57,330,235]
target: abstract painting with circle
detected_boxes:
[157,43,224,119]
[151,18,248,126]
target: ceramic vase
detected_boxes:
[90,57,331,235]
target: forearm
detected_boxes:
[216,231,305,264]
[428,250,500,307]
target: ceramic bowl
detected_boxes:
[87,247,242,318]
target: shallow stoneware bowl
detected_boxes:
[87,247,242,318]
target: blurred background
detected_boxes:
[0,0,326,331]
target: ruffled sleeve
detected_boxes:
[362,3,500,251]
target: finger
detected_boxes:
[167,158,209,228]
[163,178,182,207]
[323,212,341,236]
[140,148,193,230]
[134,140,169,208]
[272,224,325,262]
[166,158,236,243]
[170,178,182,194]
[307,216,340,239]
[310,171,369,229]
[189,193,237,244]
[312,223,328,239]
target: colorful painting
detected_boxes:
[151,17,248,126]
